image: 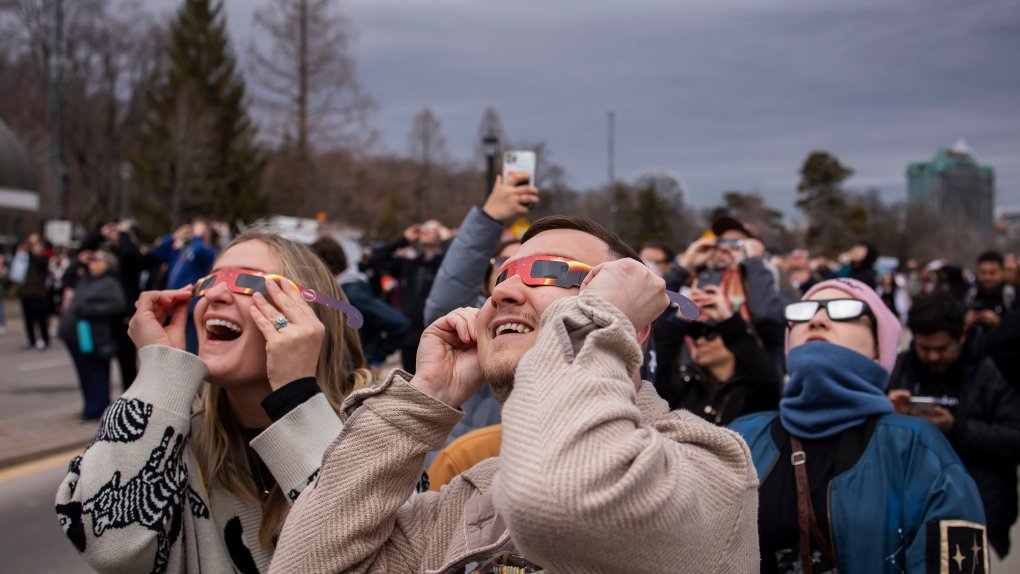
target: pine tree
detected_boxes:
[132,0,265,231]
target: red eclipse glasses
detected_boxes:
[494,255,700,320]
[193,268,364,329]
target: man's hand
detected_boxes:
[975,309,1000,327]
[128,286,193,350]
[411,308,484,408]
[742,238,765,259]
[403,224,421,243]
[916,406,955,433]
[579,258,669,333]
[888,389,912,414]
[482,174,540,223]
[689,285,734,323]
[679,237,716,274]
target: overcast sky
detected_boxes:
[168,0,1020,218]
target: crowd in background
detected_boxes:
[4,194,1019,569]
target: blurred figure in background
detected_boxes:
[17,234,51,350]
[836,239,878,289]
[150,219,218,353]
[889,292,1020,558]
[964,250,1015,333]
[655,284,780,425]
[57,249,127,420]
[372,219,451,372]
[310,235,410,375]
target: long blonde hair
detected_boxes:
[191,231,372,549]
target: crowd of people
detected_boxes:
[31,174,1020,572]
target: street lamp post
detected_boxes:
[119,162,133,220]
[483,133,499,197]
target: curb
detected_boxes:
[0,406,99,471]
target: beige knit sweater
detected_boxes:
[271,291,760,573]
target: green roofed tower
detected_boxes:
[907,139,995,231]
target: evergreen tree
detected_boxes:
[132,0,265,230]
[796,151,866,257]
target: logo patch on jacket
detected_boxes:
[926,520,988,574]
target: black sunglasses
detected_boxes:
[687,322,720,341]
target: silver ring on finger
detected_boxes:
[273,316,288,331]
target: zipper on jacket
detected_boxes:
[426,531,514,574]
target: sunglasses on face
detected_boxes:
[193,268,364,329]
[686,322,720,341]
[784,299,873,324]
[494,254,701,320]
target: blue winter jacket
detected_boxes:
[730,411,987,574]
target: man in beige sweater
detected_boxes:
[271,215,760,573]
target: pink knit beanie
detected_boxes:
[787,278,901,373]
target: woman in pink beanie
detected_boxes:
[731,277,987,574]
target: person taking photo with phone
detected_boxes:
[668,216,790,376]
[654,284,780,425]
[888,292,1020,560]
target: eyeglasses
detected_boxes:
[494,254,701,320]
[193,268,364,329]
[784,299,873,324]
[686,322,720,341]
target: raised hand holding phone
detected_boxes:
[483,175,539,223]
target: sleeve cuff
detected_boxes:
[261,378,321,422]
[717,314,752,341]
[120,345,209,420]
[250,393,344,492]
[343,370,464,449]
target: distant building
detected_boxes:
[997,206,1020,244]
[0,119,40,248]
[907,139,995,231]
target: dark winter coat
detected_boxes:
[58,273,127,358]
[654,313,781,425]
[889,340,1020,557]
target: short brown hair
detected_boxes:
[521,215,641,262]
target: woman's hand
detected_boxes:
[128,286,193,350]
[248,278,326,391]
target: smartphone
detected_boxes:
[697,270,724,288]
[908,397,936,414]
[503,151,536,187]
[909,396,958,414]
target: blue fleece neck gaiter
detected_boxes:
[780,341,893,439]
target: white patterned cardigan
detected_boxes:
[55,345,343,574]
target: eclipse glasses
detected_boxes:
[193,268,364,329]
[784,299,873,324]
[495,255,700,320]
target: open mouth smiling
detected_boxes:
[205,318,242,341]
[492,320,534,338]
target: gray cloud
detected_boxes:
[213,0,1019,217]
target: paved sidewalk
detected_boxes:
[0,299,110,469]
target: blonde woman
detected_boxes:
[55,231,371,573]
